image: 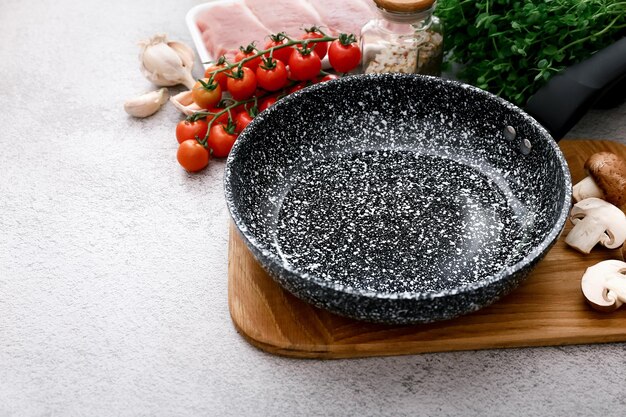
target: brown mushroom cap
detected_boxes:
[585,152,626,207]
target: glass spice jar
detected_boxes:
[361,0,444,76]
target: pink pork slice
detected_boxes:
[244,0,324,38]
[305,0,377,36]
[196,0,272,60]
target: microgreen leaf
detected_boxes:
[437,0,626,105]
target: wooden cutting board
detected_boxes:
[228,140,626,359]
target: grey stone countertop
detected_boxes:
[1,1,625,416]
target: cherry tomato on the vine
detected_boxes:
[177,140,209,172]
[235,44,262,72]
[328,34,361,73]
[288,82,308,94]
[206,106,230,125]
[258,96,277,112]
[235,111,254,132]
[299,28,328,60]
[191,78,222,109]
[227,67,257,100]
[256,59,288,91]
[204,63,228,91]
[208,122,238,158]
[264,34,293,65]
[319,74,340,83]
[230,101,249,116]
[289,49,322,81]
[175,119,208,144]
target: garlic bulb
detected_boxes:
[124,88,169,117]
[139,34,196,89]
[169,90,206,116]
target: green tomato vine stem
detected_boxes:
[204,35,340,81]
[192,94,269,145]
[191,31,357,147]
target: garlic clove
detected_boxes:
[140,42,186,86]
[167,40,197,89]
[139,34,197,89]
[169,90,206,116]
[124,88,169,118]
[168,41,195,69]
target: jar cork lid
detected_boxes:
[373,0,436,13]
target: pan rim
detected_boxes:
[224,73,572,301]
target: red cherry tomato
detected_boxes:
[207,106,230,125]
[256,59,288,91]
[204,63,228,90]
[264,35,293,65]
[319,74,340,83]
[175,119,208,144]
[227,67,257,100]
[191,78,222,109]
[288,82,307,94]
[289,49,322,81]
[328,35,361,73]
[259,96,277,112]
[177,140,209,172]
[299,30,328,60]
[230,102,248,116]
[235,111,254,132]
[208,123,238,158]
[235,45,262,72]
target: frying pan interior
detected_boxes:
[225,73,571,323]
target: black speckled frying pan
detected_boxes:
[225,39,626,324]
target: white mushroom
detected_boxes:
[581,260,626,312]
[564,197,626,254]
[572,152,626,206]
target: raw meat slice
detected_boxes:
[244,0,324,37]
[306,0,377,36]
[196,0,272,59]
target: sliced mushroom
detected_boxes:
[572,152,626,206]
[581,260,626,312]
[564,197,626,254]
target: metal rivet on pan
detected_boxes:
[520,138,532,155]
[503,126,516,141]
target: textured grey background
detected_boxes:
[1,1,626,416]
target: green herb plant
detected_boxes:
[437,0,626,105]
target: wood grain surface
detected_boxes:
[228,140,626,359]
